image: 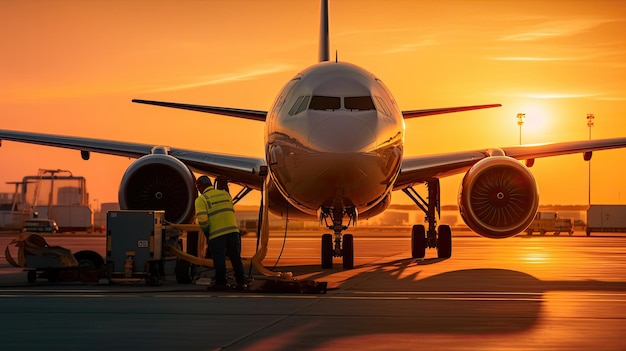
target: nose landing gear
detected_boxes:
[320,206,356,269]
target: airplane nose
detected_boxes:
[307,112,377,152]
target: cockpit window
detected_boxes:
[373,96,390,116]
[288,96,310,115]
[309,96,341,110]
[344,96,375,111]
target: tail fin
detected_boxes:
[319,0,329,62]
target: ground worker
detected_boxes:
[194,175,247,290]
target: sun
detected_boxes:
[514,101,556,144]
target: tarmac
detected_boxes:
[1,231,625,350]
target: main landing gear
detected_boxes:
[320,206,356,269]
[402,178,452,259]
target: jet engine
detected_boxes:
[458,156,539,239]
[118,147,197,224]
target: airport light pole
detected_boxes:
[587,113,595,205]
[517,113,526,145]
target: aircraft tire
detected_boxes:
[342,234,354,269]
[411,224,426,258]
[437,225,452,258]
[321,234,333,269]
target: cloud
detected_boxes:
[336,27,417,38]
[595,96,626,101]
[515,92,597,99]
[143,64,294,93]
[491,91,597,99]
[499,18,616,42]
[382,40,437,55]
[489,56,565,61]
[334,26,439,56]
[487,49,623,63]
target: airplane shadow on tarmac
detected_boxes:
[256,258,626,343]
[272,257,626,294]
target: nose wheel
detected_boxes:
[320,206,356,269]
[321,234,333,268]
[342,234,354,268]
[321,233,354,269]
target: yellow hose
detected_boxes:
[166,206,293,279]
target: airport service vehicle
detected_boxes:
[22,219,59,234]
[2,1,626,270]
[586,205,626,236]
[525,212,573,236]
[33,205,93,232]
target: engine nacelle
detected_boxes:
[119,149,197,224]
[458,156,539,239]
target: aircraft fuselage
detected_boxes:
[265,62,404,219]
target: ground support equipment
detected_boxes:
[105,210,169,286]
[4,232,104,283]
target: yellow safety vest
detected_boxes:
[194,187,238,240]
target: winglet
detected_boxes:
[319,0,329,62]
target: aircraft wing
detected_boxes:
[402,104,501,119]
[394,137,626,190]
[0,129,266,190]
[132,99,268,122]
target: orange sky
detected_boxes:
[1,0,625,209]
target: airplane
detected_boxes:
[2,0,626,274]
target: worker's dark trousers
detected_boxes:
[209,232,246,285]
